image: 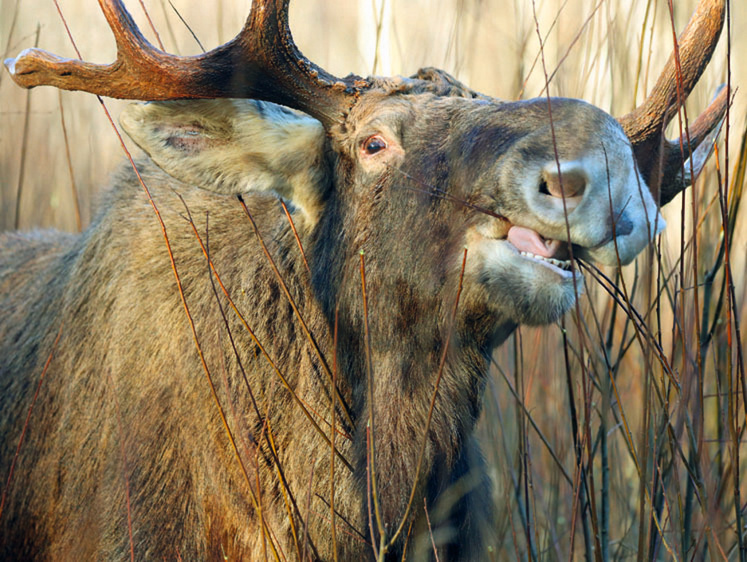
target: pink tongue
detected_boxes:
[507,226,562,258]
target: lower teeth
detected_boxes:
[519,251,572,270]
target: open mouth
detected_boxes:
[517,250,573,272]
[481,218,577,276]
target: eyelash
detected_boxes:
[362,135,388,155]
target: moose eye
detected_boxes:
[362,135,388,156]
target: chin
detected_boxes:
[476,238,582,326]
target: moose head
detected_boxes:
[1,0,726,559]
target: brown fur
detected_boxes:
[1,71,668,559]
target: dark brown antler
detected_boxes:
[618,0,727,205]
[3,0,366,128]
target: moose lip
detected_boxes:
[473,221,578,278]
[496,223,576,278]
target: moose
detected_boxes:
[0,0,727,559]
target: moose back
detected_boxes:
[0,0,726,559]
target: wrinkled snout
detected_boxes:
[517,153,664,267]
[486,99,666,268]
[551,157,663,266]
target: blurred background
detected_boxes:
[1,0,745,559]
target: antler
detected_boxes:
[618,0,727,205]
[3,0,366,128]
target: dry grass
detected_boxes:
[1,0,745,559]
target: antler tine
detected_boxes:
[236,0,367,126]
[657,86,728,205]
[618,0,726,201]
[3,0,364,128]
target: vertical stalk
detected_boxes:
[57,90,82,231]
[359,252,385,552]
[13,24,40,229]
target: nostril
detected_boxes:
[538,177,550,196]
[540,166,587,200]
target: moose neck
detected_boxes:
[321,262,515,536]
[308,162,517,534]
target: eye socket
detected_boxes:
[362,135,388,156]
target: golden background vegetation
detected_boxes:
[1,0,745,558]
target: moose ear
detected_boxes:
[119,99,327,217]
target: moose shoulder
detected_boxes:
[0,0,726,559]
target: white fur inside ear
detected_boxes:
[157,124,214,154]
[119,99,327,222]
